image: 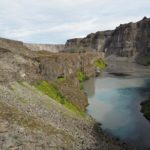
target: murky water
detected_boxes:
[84,74,150,149]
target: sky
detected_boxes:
[0,0,150,44]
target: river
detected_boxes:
[84,61,150,149]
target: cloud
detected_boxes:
[0,0,150,43]
[2,18,99,38]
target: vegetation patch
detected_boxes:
[95,59,107,69]
[34,81,84,115]
[76,70,88,90]
[141,98,150,121]
[77,71,86,82]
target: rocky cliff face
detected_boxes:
[36,52,104,80]
[105,17,150,64]
[24,43,65,53]
[65,17,150,65]
[65,30,112,52]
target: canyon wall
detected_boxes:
[36,52,104,80]
[105,17,150,64]
[65,17,150,65]
[0,37,104,83]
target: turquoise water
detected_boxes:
[84,75,150,149]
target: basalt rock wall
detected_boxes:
[105,17,150,64]
[65,17,150,65]
[36,52,104,81]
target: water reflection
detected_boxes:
[84,76,150,149]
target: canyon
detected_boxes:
[0,17,150,150]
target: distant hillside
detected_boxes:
[24,43,65,53]
[0,37,65,53]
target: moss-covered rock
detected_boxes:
[34,80,85,115]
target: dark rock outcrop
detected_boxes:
[141,97,150,121]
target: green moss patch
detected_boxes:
[76,70,88,90]
[77,71,86,82]
[34,81,84,115]
[95,59,107,69]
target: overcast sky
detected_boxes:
[0,0,150,44]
